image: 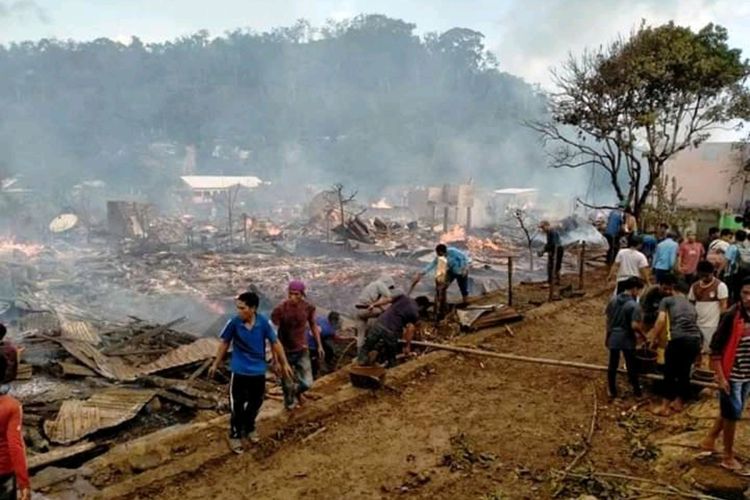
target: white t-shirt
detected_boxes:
[688,281,729,340]
[615,248,649,281]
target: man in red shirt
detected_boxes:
[271,280,321,410]
[677,231,705,285]
[0,354,29,499]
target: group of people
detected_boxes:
[210,244,459,454]
[606,222,750,472]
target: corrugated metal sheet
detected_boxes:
[138,338,220,375]
[58,339,138,382]
[18,311,59,332]
[44,388,155,444]
[60,318,101,345]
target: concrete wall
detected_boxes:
[664,142,749,211]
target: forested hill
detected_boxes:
[0,15,549,198]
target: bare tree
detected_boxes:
[512,208,535,271]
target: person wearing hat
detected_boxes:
[271,280,322,410]
[538,220,564,286]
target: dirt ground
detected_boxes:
[115,273,750,500]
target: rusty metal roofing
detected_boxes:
[138,338,220,375]
[44,388,156,444]
[60,318,101,345]
[57,339,138,382]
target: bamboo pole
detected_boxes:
[578,241,586,290]
[507,256,513,307]
[405,340,717,389]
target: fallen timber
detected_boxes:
[406,340,718,389]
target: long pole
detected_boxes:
[507,256,513,307]
[405,340,716,389]
[578,241,586,290]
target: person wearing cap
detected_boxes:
[357,290,430,367]
[410,244,471,315]
[538,220,564,286]
[271,280,321,410]
[354,275,397,349]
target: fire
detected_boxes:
[371,198,392,209]
[266,224,282,237]
[440,225,466,243]
[467,236,504,254]
[0,238,44,258]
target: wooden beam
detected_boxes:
[406,340,717,389]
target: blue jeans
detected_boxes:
[720,380,750,421]
[281,350,313,409]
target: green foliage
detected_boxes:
[533,22,750,216]
[0,15,548,198]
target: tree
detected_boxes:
[531,22,750,217]
[511,208,536,271]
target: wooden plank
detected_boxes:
[59,362,96,378]
[27,441,98,470]
[155,390,197,409]
[16,363,32,380]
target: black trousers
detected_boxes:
[547,247,564,284]
[310,338,336,379]
[230,373,266,439]
[0,472,15,500]
[607,348,641,397]
[606,235,617,265]
[664,336,701,401]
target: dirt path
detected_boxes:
[118,290,750,499]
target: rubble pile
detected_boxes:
[11,314,232,473]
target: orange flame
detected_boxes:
[440,225,466,243]
[0,238,44,258]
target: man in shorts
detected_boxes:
[702,277,750,471]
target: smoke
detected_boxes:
[493,0,745,87]
[0,0,49,23]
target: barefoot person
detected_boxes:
[701,278,750,472]
[605,276,646,399]
[648,279,702,415]
[209,292,292,454]
[0,353,29,500]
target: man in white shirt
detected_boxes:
[354,274,396,349]
[689,260,729,367]
[608,235,652,294]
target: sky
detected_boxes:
[1,0,748,89]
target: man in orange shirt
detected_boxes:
[0,354,29,499]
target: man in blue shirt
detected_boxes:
[410,244,471,315]
[307,312,341,378]
[209,292,292,454]
[652,232,679,284]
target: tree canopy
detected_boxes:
[0,15,549,202]
[531,22,750,217]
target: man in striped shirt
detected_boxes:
[702,277,750,472]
